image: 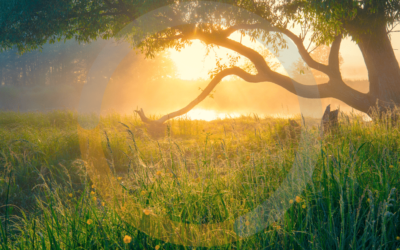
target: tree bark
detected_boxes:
[357,23,400,112]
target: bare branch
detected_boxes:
[328,35,342,79]
[136,67,266,124]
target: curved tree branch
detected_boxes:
[135,67,266,124]
[328,35,343,79]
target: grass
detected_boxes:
[0,110,400,249]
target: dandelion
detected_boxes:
[302,204,306,209]
[396,236,400,240]
[218,155,222,158]
[295,196,302,203]
[156,171,162,176]
[90,191,95,195]
[289,199,293,204]
[87,219,93,225]
[245,221,250,226]
[117,177,122,181]
[143,209,152,215]
[246,155,250,160]
[91,184,95,188]
[68,193,73,198]
[276,225,281,230]
[367,198,371,202]
[141,190,147,196]
[92,196,97,201]
[101,202,105,206]
[155,245,160,250]
[123,235,132,244]
[389,165,394,169]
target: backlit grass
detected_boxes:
[1,110,400,249]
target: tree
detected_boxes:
[2,0,400,124]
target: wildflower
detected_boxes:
[121,206,126,212]
[90,191,95,195]
[396,236,400,241]
[367,198,371,202]
[245,221,250,226]
[123,235,132,244]
[155,245,160,250]
[141,190,147,196]
[117,177,122,181]
[246,155,250,160]
[218,155,222,158]
[101,202,105,206]
[289,199,293,204]
[317,136,322,141]
[169,173,174,178]
[230,198,235,203]
[302,204,306,209]
[92,196,97,201]
[91,184,95,188]
[87,219,93,225]
[143,209,152,215]
[276,225,281,230]
[156,171,162,176]
[389,165,394,169]
[68,193,73,198]
[295,196,302,203]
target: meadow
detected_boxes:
[0,110,400,249]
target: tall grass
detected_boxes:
[0,110,399,249]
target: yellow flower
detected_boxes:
[155,245,160,250]
[396,236,400,240]
[141,190,147,196]
[302,204,306,209]
[87,219,93,225]
[367,198,370,202]
[121,206,126,212]
[317,136,322,141]
[289,199,293,204]
[169,173,174,178]
[123,235,132,244]
[68,193,73,198]
[101,202,105,206]
[245,221,250,226]
[295,196,302,203]
[90,191,95,195]
[92,196,97,201]
[91,184,95,188]
[276,225,281,230]
[117,177,122,181]
[156,171,162,176]
[218,155,222,158]
[230,198,235,203]
[389,165,394,169]
[143,209,152,215]
[246,155,250,160]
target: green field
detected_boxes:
[1,110,400,249]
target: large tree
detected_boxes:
[2,0,400,123]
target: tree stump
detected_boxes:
[321,104,339,135]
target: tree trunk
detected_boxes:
[357,24,400,114]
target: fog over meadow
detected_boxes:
[0,38,375,119]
